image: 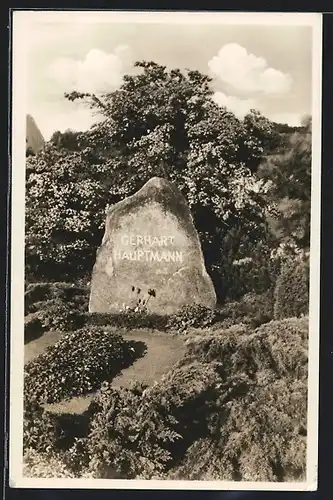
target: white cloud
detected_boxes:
[267,112,302,127]
[208,43,292,95]
[31,104,100,141]
[47,45,133,94]
[213,92,302,127]
[213,91,257,119]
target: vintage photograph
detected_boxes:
[10,10,322,490]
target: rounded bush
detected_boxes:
[25,282,89,315]
[34,299,86,332]
[24,326,138,404]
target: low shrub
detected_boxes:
[274,257,309,320]
[29,296,88,315]
[85,311,169,331]
[169,377,307,482]
[23,448,85,478]
[24,326,142,404]
[23,398,57,452]
[23,316,308,481]
[24,313,45,343]
[25,282,89,315]
[166,304,217,333]
[24,395,91,460]
[25,300,87,342]
[215,290,274,329]
[183,317,308,382]
[79,362,248,479]
[34,299,86,332]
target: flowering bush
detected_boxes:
[24,326,141,404]
[27,62,276,297]
[25,144,112,280]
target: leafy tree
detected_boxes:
[50,129,82,152]
[258,116,312,251]
[27,61,275,297]
[67,62,274,294]
[25,143,111,279]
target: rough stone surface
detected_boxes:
[89,177,216,315]
[26,114,45,154]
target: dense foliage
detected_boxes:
[25,282,89,314]
[24,283,277,343]
[24,317,308,481]
[184,317,308,381]
[274,257,309,319]
[25,144,111,280]
[166,304,217,333]
[23,59,312,482]
[24,327,141,404]
[258,117,312,251]
[25,61,286,299]
[214,289,275,329]
[23,398,58,453]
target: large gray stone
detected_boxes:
[89,177,216,315]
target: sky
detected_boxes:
[19,12,316,141]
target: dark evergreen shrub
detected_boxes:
[81,362,244,479]
[184,317,308,381]
[170,378,307,482]
[274,257,309,319]
[85,311,168,331]
[25,282,89,315]
[215,290,274,329]
[166,304,217,333]
[23,398,57,452]
[24,313,45,343]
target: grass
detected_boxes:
[25,327,186,415]
[24,330,64,365]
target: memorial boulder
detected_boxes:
[89,177,216,315]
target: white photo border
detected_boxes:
[9,9,323,491]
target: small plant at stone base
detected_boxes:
[122,286,157,313]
